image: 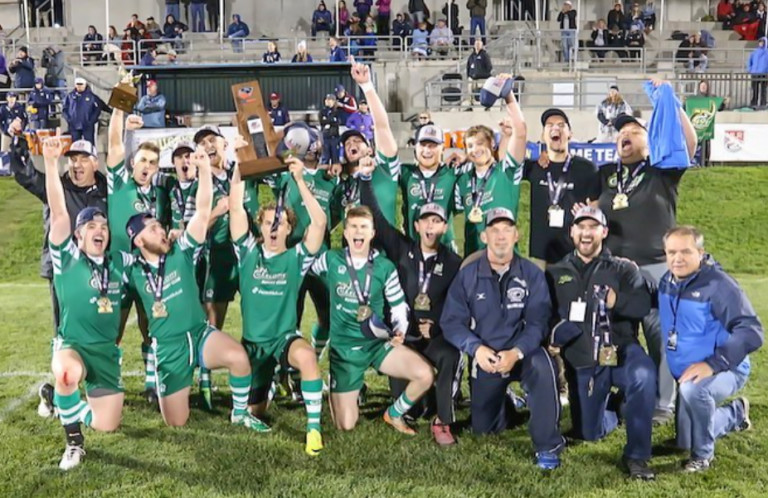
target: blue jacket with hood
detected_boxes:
[747,37,768,75]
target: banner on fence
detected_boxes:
[710,123,768,162]
[524,141,619,165]
[685,96,723,141]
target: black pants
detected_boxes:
[470,347,564,453]
[48,277,60,335]
[751,77,767,107]
[390,334,464,424]
[296,273,330,331]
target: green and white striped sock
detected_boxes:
[55,388,92,428]
[301,379,323,432]
[229,374,251,416]
[311,324,329,358]
[387,392,414,420]
[142,343,156,391]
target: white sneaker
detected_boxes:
[37,383,55,418]
[59,444,85,471]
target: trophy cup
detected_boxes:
[231,80,284,177]
[109,69,140,113]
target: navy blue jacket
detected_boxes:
[8,56,36,88]
[441,254,551,357]
[658,255,763,379]
[28,87,53,123]
[329,45,347,62]
[269,104,290,126]
[63,88,102,131]
[0,102,27,134]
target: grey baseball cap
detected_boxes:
[573,206,607,226]
[64,139,98,158]
[415,124,444,144]
[485,207,516,226]
[418,203,447,222]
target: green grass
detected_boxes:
[1,168,768,497]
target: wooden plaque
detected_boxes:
[109,82,138,113]
[231,81,284,177]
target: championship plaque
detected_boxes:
[231,81,283,177]
[109,81,138,113]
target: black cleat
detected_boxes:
[622,457,656,480]
[37,382,55,418]
[357,383,368,406]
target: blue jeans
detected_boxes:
[561,31,575,62]
[228,29,247,52]
[190,3,206,32]
[165,4,180,22]
[676,370,748,460]
[470,16,486,44]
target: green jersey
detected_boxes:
[455,153,523,255]
[234,233,316,343]
[332,150,399,227]
[399,163,458,245]
[170,179,196,230]
[107,161,172,254]
[270,168,338,248]
[126,231,207,339]
[310,249,405,345]
[191,169,260,246]
[50,236,128,344]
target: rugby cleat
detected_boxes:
[736,397,752,431]
[59,444,85,471]
[535,451,561,470]
[37,382,55,418]
[622,457,656,481]
[305,429,324,456]
[230,410,271,433]
[383,411,417,436]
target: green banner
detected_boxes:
[686,96,724,141]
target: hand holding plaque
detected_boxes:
[231,80,283,178]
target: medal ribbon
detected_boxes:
[139,254,167,304]
[590,285,612,357]
[137,185,158,216]
[418,257,436,296]
[86,256,110,299]
[172,184,186,220]
[271,184,287,233]
[546,155,572,207]
[470,163,495,210]
[415,168,438,203]
[344,248,374,306]
[344,177,359,208]
[615,160,646,196]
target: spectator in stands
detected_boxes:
[410,0,428,25]
[355,0,373,19]
[313,2,334,37]
[165,49,179,65]
[607,2,625,30]
[558,1,577,63]
[360,25,378,59]
[291,40,314,63]
[443,0,462,38]
[190,0,206,32]
[146,17,163,38]
[628,4,645,32]
[407,110,433,146]
[329,36,346,61]
[320,93,341,165]
[40,45,65,93]
[596,84,632,143]
[163,14,187,52]
[734,3,759,40]
[346,99,374,143]
[122,27,141,65]
[747,37,768,108]
[365,14,377,34]
[467,39,492,80]
[0,51,10,91]
[334,83,357,125]
[588,19,609,60]
[756,2,767,35]
[105,25,122,62]
[412,21,430,60]
[227,14,250,53]
[677,32,708,73]
[695,80,728,110]
[430,19,453,59]
[136,26,156,56]
[346,23,364,57]
[268,92,290,126]
[608,24,627,59]
[82,26,104,65]
[393,13,412,51]
[140,47,158,66]
[717,0,736,29]
[165,1,181,22]
[345,13,363,35]
[8,47,35,89]
[206,0,220,32]
[126,13,146,31]
[27,78,53,130]
[467,0,487,44]
[337,1,351,34]
[0,92,26,136]
[376,0,392,36]
[625,24,645,61]
[135,80,167,128]
[63,78,102,144]
[641,0,656,31]
[263,41,282,63]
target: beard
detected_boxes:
[143,239,170,255]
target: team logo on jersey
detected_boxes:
[337,265,347,275]
[133,200,149,212]
[507,287,526,302]
[557,275,574,285]
[607,168,645,190]
[89,276,100,290]
[253,267,269,279]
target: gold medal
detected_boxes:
[598,345,618,367]
[152,301,168,318]
[468,206,483,224]
[414,293,431,311]
[612,193,629,210]
[97,296,113,314]
[356,304,373,322]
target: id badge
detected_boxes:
[548,206,565,228]
[569,299,587,322]
[666,329,677,351]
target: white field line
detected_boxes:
[0,382,43,423]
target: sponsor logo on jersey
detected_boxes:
[335,282,358,300]
[557,275,574,285]
[89,276,100,290]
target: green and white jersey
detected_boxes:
[310,249,405,345]
[332,150,399,227]
[399,163,458,245]
[50,236,129,344]
[107,160,172,254]
[125,231,207,339]
[170,179,196,230]
[454,153,523,255]
[269,168,338,248]
[234,233,316,343]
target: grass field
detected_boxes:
[1,168,768,497]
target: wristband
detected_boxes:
[359,82,374,93]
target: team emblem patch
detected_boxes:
[557,275,573,285]
[238,86,255,104]
[337,265,346,275]
[507,287,526,302]
[724,129,744,152]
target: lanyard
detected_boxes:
[470,163,495,209]
[172,184,186,220]
[546,155,572,207]
[591,285,612,344]
[137,185,157,216]
[616,160,646,196]
[343,177,359,207]
[139,254,167,303]
[85,256,110,299]
[344,248,374,306]
[213,174,229,197]
[418,256,437,295]
[415,167,438,203]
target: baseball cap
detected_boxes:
[269,92,280,100]
[193,124,223,144]
[146,79,157,87]
[610,84,619,91]
[540,108,571,127]
[126,212,154,248]
[75,206,107,230]
[360,314,396,341]
[74,77,87,85]
[334,84,345,93]
[172,140,196,158]
[573,206,607,226]
[418,203,447,222]
[614,113,646,132]
[340,129,369,147]
[415,124,444,145]
[485,207,516,226]
[34,77,44,85]
[6,91,17,98]
[325,93,337,100]
[64,139,98,158]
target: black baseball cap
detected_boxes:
[340,129,369,147]
[541,108,571,127]
[126,212,154,248]
[75,206,107,230]
[614,114,646,132]
[193,124,223,144]
[172,140,196,158]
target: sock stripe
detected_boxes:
[388,393,415,419]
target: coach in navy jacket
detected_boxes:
[658,225,763,473]
[441,207,565,470]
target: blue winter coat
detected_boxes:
[27,87,54,124]
[658,255,763,379]
[329,45,347,62]
[747,37,768,74]
[9,56,36,89]
[227,15,250,37]
[0,102,27,134]
[135,93,167,128]
[644,81,690,169]
[62,89,102,131]
[312,9,333,28]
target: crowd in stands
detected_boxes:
[717,1,767,40]
[583,2,657,63]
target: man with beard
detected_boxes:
[107,109,172,405]
[8,117,107,344]
[546,206,656,480]
[124,147,270,432]
[597,79,697,425]
[359,158,463,445]
[441,207,564,470]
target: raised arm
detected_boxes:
[500,74,527,164]
[8,119,46,201]
[678,106,697,159]
[358,158,408,261]
[107,108,125,168]
[229,135,249,241]
[285,157,327,255]
[42,135,70,245]
[349,57,398,157]
[186,146,213,244]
